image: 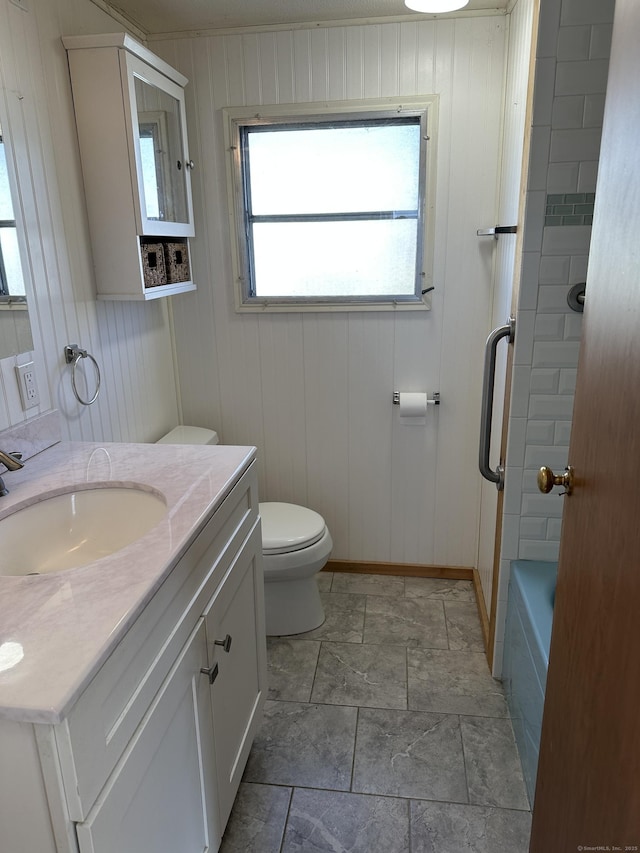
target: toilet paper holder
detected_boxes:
[392,391,440,406]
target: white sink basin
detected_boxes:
[0,487,167,576]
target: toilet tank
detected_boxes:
[156,426,219,445]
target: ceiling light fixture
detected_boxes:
[405,0,470,13]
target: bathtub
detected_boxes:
[503,560,558,805]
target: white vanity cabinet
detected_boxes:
[0,462,267,853]
[63,33,196,300]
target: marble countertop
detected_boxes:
[0,440,255,724]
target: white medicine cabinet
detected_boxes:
[63,33,196,300]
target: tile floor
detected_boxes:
[220,572,532,853]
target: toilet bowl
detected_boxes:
[155,426,332,636]
[260,501,332,635]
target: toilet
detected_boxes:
[156,426,332,635]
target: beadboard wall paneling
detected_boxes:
[0,0,180,441]
[157,16,507,566]
[476,0,537,609]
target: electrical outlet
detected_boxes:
[15,362,40,410]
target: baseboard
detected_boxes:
[324,559,474,581]
[472,567,491,652]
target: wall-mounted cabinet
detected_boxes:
[63,33,196,300]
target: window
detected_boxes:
[0,130,26,300]
[224,98,436,311]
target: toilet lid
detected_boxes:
[260,502,326,555]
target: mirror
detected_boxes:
[134,76,188,224]
[0,118,34,358]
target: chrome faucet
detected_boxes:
[0,449,24,496]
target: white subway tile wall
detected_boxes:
[560,0,615,27]
[495,0,614,673]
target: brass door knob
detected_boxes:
[537,465,574,495]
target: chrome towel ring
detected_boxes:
[64,344,101,406]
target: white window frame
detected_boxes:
[223,96,438,313]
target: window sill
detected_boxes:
[234,297,432,314]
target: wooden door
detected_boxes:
[529,0,640,847]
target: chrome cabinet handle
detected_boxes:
[214,634,232,653]
[200,662,219,684]
[478,317,516,491]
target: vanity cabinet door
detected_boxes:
[122,51,195,238]
[204,522,267,829]
[75,619,221,853]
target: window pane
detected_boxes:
[0,229,25,296]
[248,123,420,215]
[252,219,418,298]
[0,141,15,220]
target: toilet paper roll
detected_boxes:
[399,392,428,424]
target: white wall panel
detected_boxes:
[347,313,394,561]
[0,0,180,441]
[302,313,351,551]
[158,15,508,566]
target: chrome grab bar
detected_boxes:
[479,317,516,491]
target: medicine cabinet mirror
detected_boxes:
[126,53,194,236]
[0,116,34,359]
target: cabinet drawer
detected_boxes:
[56,465,258,820]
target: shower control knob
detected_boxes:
[537,465,574,496]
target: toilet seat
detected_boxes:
[260,502,326,555]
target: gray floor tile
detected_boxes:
[226,572,532,853]
[410,801,532,853]
[460,716,530,810]
[267,638,321,702]
[364,596,448,649]
[331,572,405,597]
[282,788,410,852]
[298,592,366,643]
[444,602,485,651]
[317,571,333,592]
[310,642,407,709]
[405,577,476,602]
[352,708,468,802]
[219,782,292,853]
[244,700,358,791]
[407,649,508,717]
